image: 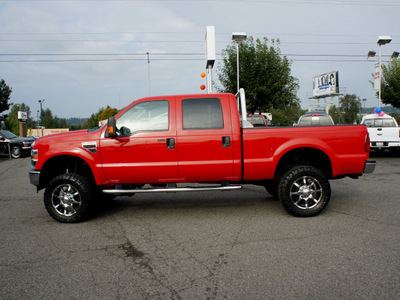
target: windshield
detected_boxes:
[1,130,17,139]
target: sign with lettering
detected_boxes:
[18,111,28,121]
[312,71,339,98]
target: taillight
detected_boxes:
[365,133,371,152]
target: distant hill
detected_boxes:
[362,106,400,114]
[66,118,86,126]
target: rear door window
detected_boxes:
[182,98,224,130]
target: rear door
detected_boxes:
[175,96,235,182]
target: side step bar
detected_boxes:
[103,185,242,195]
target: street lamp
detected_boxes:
[146,52,151,96]
[377,36,392,107]
[392,51,399,59]
[38,99,45,126]
[232,32,247,92]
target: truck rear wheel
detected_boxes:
[278,166,331,217]
[44,173,94,223]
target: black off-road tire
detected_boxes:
[44,173,94,223]
[11,145,22,159]
[278,166,331,217]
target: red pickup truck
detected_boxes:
[29,90,375,222]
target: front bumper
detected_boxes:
[29,169,40,187]
[363,160,376,174]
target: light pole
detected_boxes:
[36,110,40,136]
[232,32,247,93]
[377,36,392,107]
[38,99,45,126]
[146,52,151,96]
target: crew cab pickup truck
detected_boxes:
[29,89,375,223]
[361,113,400,152]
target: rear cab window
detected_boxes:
[364,118,396,127]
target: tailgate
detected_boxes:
[367,127,400,142]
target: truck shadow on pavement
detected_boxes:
[93,190,283,220]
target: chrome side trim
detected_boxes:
[103,185,242,195]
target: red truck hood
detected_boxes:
[35,129,101,144]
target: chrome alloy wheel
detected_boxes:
[51,184,82,217]
[11,146,22,158]
[289,176,322,210]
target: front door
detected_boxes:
[100,98,178,185]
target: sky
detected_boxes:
[1,0,399,119]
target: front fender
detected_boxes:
[36,146,107,186]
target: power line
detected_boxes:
[0,55,393,63]
[0,52,394,57]
[0,0,399,6]
[1,39,398,46]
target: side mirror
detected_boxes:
[119,126,131,137]
[105,117,118,138]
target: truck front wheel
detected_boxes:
[278,166,331,217]
[44,173,94,223]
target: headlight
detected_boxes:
[31,149,38,168]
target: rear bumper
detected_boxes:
[29,169,40,187]
[363,160,376,174]
[370,142,400,148]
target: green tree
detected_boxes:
[83,106,119,129]
[218,37,299,113]
[40,108,69,129]
[339,94,362,124]
[381,58,400,108]
[99,106,119,121]
[4,103,35,135]
[271,102,303,126]
[328,105,341,124]
[41,108,55,128]
[1,79,12,115]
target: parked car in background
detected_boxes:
[361,113,400,152]
[296,111,335,126]
[0,130,35,159]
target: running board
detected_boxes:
[103,185,242,195]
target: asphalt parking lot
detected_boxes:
[1,153,399,299]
